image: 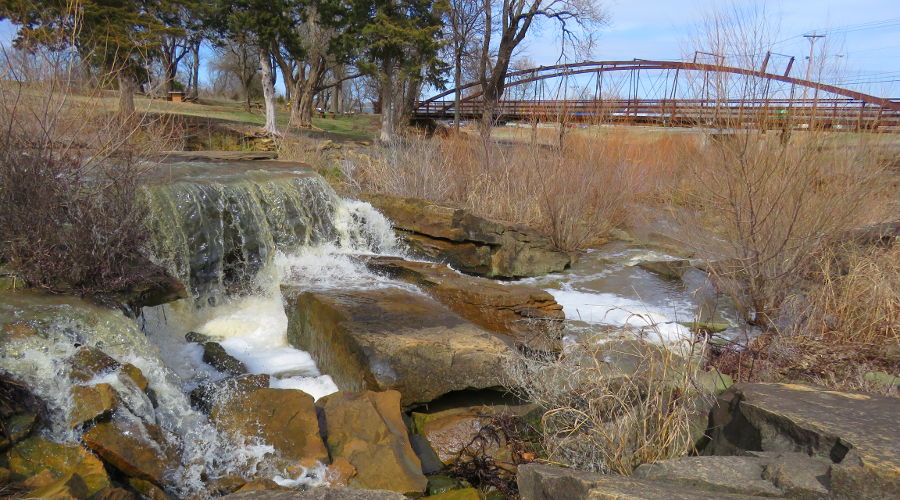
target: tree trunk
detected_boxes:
[454,47,462,131]
[117,71,136,118]
[190,41,200,99]
[379,61,395,142]
[259,47,279,136]
[291,59,324,129]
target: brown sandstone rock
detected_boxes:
[317,390,427,495]
[410,406,528,467]
[127,477,171,499]
[234,478,291,492]
[210,388,328,470]
[82,416,180,488]
[361,194,572,278]
[6,437,110,496]
[284,286,513,406]
[66,346,148,391]
[27,472,89,500]
[69,384,118,428]
[202,341,248,375]
[365,256,563,349]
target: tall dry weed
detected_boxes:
[674,131,889,326]
[505,331,715,474]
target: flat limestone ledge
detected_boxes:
[282,285,515,406]
[517,464,772,500]
[364,256,563,345]
[707,383,900,500]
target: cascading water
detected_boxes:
[0,160,404,497]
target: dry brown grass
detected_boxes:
[505,331,716,474]
[343,129,697,251]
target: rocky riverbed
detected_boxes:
[1,156,896,499]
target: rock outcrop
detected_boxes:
[317,390,427,495]
[82,415,181,489]
[284,286,513,405]
[706,382,900,500]
[365,256,563,349]
[6,437,111,497]
[361,194,572,278]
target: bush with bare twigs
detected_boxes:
[0,72,179,294]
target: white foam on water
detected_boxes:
[548,288,694,343]
[273,462,328,488]
[269,375,338,402]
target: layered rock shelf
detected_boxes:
[361,194,573,278]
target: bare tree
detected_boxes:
[445,0,486,130]
[211,38,259,110]
[478,0,604,138]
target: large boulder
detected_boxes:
[81,415,181,489]
[706,383,900,500]
[517,463,769,500]
[6,437,111,497]
[210,388,328,470]
[365,257,563,349]
[317,390,427,495]
[361,194,572,278]
[283,286,513,406]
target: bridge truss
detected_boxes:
[415,60,900,131]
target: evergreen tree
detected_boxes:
[345,0,446,141]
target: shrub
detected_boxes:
[0,76,177,294]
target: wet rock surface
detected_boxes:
[317,390,427,495]
[81,416,181,489]
[361,194,572,278]
[284,286,513,406]
[6,436,111,496]
[365,256,563,349]
[210,387,328,469]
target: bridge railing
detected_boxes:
[414,98,900,131]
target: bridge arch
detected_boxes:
[416,60,900,129]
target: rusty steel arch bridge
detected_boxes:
[414,60,900,131]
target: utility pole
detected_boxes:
[803,33,825,99]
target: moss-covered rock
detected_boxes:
[6,437,110,496]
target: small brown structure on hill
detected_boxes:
[167,91,185,102]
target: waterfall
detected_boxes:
[1,160,404,497]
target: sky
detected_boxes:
[520,0,900,96]
[2,0,899,97]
